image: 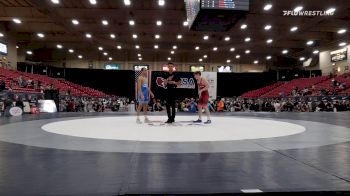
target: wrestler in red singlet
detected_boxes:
[193,71,211,124]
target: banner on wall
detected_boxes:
[151,71,197,100]
[202,72,217,100]
[330,48,347,62]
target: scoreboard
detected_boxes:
[184,0,250,32]
[201,0,249,11]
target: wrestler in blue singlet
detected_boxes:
[138,78,149,104]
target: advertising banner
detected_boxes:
[202,72,217,100]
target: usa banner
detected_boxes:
[151,71,198,100]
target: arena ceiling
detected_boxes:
[0,0,350,65]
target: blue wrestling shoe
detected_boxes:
[204,120,211,124]
[193,119,202,123]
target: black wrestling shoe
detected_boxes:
[193,119,202,123]
[165,119,173,123]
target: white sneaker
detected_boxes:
[136,119,142,124]
[144,118,151,123]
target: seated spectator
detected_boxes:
[217,98,225,112]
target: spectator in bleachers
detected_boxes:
[18,76,27,88]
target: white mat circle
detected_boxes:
[42,116,305,142]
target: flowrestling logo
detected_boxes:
[156,77,196,89]
[283,10,335,16]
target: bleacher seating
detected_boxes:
[240,82,283,98]
[0,67,106,97]
[241,74,350,98]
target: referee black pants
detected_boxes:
[166,98,176,121]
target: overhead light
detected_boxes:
[203,55,207,58]
[85,33,92,38]
[299,57,305,61]
[266,56,272,60]
[37,33,45,38]
[154,45,159,49]
[290,26,298,32]
[170,50,175,54]
[137,54,141,57]
[224,36,230,41]
[108,57,113,61]
[0,32,3,37]
[338,29,347,34]
[266,39,273,44]
[199,58,203,62]
[56,44,63,49]
[132,34,138,39]
[236,55,240,59]
[103,52,108,56]
[326,7,336,14]
[339,42,347,47]
[167,57,171,61]
[98,46,103,51]
[155,34,160,39]
[135,45,140,49]
[12,18,22,24]
[51,0,59,4]
[245,50,251,54]
[245,37,251,42]
[173,45,177,49]
[254,60,259,64]
[203,35,209,40]
[78,55,83,59]
[226,59,231,63]
[313,50,320,54]
[72,19,79,25]
[230,48,235,52]
[195,46,200,50]
[110,34,116,39]
[117,45,122,49]
[264,25,272,30]
[68,49,74,53]
[16,45,19,49]
[26,51,32,55]
[102,20,108,26]
[264,4,272,11]
[129,20,135,26]
[282,49,288,54]
[306,40,314,45]
[124,0,131,6]
[177,34,182,39]
[183,21,188,26]
[89,0,97,5]
[158,0,165,6]
[240,24,247,29]
[294,6,303,12]
[213,47,218,51]
[156,20,162,26]
[138,57,142,61]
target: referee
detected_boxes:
[164,63,180,123]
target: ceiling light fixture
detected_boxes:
[51,0,59,4]
[240,24,247,29]
[72,19,79,25]
[156,20,162,26]
[290,26,298,32]
[98,46,103,51]
[294,6,303,12]
[89,0,97,5]
[68,49,74,53]
[203,35,209,40]
[245,37,251,42]
[264,25,272,30]
[155,34,160,39]
[213,47,218,51]
[37,33,45,38]
[313,50,320,54]
[110,34,116,39]
[339,42,347,47]
[263,4,272,11]
[236,55,240,59]
[337,29,347,34]
[12,18,22,24]
[158,0,165,6]
[102,20,108,26]
[266,39,273,44]
[282,49,288,54]
[132,34,138,39]
[129,20,135,26]
[230,48,235,52]
[306,40,314,45]
[177,34,182,39]
[254,60,259,64]
[26,51,32,55]
[124,0,131,6]
[85,33,92,38]
[56,44,63,49]
[245,50,251,54]
[224,36,230,41]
